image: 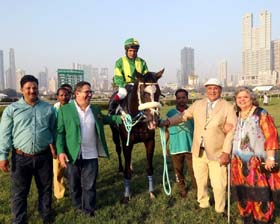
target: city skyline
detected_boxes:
[1,1,280,85]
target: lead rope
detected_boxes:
[159,127,171,195]
[122,112,143,146]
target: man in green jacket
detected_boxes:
[56,81,122,217]
[109,38,148,114]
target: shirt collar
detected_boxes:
[19,97,40,106]
[74,100,90,113]
[207,98,220,108]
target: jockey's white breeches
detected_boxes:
[117,87,127,100]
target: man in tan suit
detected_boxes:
[161,78,236,215]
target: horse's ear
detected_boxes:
[155,69,164,80]
[135,69,143,80]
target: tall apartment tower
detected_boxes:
[218,60,228,87]
[15,69,26,92]
[73,62,95,87]
[6,48,16,89]
[38,67,48,91]
[242,10,277,86]
[180,47,194,87]
[99,67,109,91]
[0,50,4,90]
[92,67,99,90]
[272,39,280,84]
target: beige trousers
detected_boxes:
[53,158,65,199]
[192,151,227,213]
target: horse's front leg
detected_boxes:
[144,139,156,199]
[121,144,133,203]
[110,124,123,172]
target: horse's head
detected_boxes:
[134,69,164,130]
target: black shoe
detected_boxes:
[43,216,54,224]
[82,211,95,217]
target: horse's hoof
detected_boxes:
[118,167,124,173]
[149,191,156,199]
[120,196,130,204]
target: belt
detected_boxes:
[15,148,49,158]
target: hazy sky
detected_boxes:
[1,0,280,84]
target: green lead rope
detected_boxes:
[123,113,133,146]
[122,112,143,146]
[159,127,171,196]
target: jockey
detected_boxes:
[109,38,149,114]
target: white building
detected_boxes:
[218,60,228,87]
[0,50,4,90]
[188,74,199,87]
[48,77,56,94]
[6,48,16,90]
[272,39,280,85]
[15,69,25,92]
[241,10,277,86]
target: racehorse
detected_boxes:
[110,69,164,203]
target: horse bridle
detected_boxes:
[137,82,162,115]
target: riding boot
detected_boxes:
[108,99,119,115]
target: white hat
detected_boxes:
[204,78,222,87]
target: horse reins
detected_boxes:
[122,82,162,146]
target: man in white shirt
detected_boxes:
[56,81,122,217]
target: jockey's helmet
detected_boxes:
[124,38,140,50]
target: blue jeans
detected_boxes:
[67,158,98,215]
[11,150,53,224]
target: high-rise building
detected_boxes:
[218,60,228,87]
[176,70,181,87]
[188,75,199,87]
[180,47,194,87]
[272,39,280,84]
[73,63,97,88]
[6,48,16,89]
[0,50,4,90]
[242,10,277,86]
[99,68,109,91]
[38,67,48,91]
[48,77,56,93]
[57,69,84,89]
[15,69,26,92]
[92,67,99,90]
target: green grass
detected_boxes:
[0,98,280,224]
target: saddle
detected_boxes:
[109,84,134,115]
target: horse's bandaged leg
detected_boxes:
[148,176,154,192]
[124,179,131,197]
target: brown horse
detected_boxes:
[110,69,164,203]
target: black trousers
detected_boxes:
[11,150,53,224]
[67,158,98,215]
